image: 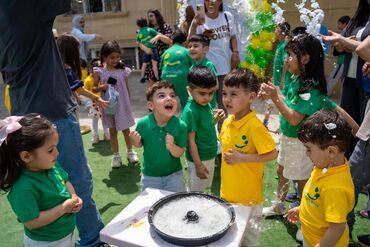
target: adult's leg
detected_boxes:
[216,75,226,132]
[54,113,104,247]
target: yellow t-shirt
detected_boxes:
[219,111,276,205]
[300,161,355,247]
[83,74,100,96]
[81,68,88,81]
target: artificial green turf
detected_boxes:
[0,132,369,246]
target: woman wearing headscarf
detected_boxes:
[71,15,102,62]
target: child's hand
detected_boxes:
[62,197,79,214]
[287,207,300,224]
[224,148,244,164]
[129,131,142,146]
[94,97,109,109]
[259,81,278,100]
[165,133,175,151]
[213,109,225,123]
[70,194,83,213]
[195,163,209,179]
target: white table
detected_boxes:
[100,188,252,247]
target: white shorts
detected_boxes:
[243,204,263,247]
[24,232,74,247]
[278,135,313,180]
[186,158,215,192]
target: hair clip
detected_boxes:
[324,123,337,130]
[0,116,24,146]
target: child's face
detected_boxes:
[188,86,216,106]
[148,87,177,118]
[337,21,346,31]
[284,49,309,75]
[24,130,59,172]
[188,42,208,61]
[303,142,333,169]
[275,27,285,41]
[104,52,121,69]
[222,85,256,120]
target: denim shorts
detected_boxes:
[349,139,370,187]
[141,170,185,192]
[143,47,160,63]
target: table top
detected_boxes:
[100,188,252,247]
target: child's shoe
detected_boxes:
[285,192,298,202]
[140,77,146,83]
[290,199,301,209]
[127,150,139,164]
[91,135,99,145]
[104,132,110,141]
[296,227,303,242]
[111,154,122,168]
[262,201,286,217]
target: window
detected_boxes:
[70,0,121,14]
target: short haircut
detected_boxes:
[136,18,148,28]
[338,15,351,25]
[223,68,260,93]
[278,22,291,36]
[172,30,187,44]
[146,81,176,101]
[90,58,101,68]
[298,109,352,152]
[187,66,217,89]
[188,34,210,47]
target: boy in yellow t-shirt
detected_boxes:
[219,69,277,247]
[288,109,355,247]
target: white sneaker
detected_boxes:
[91,135,99,145]
[104,132,110,141]
[262,202,286,217]
[111,154,122,168]
[127,150,139,164]
[296,228,303,242]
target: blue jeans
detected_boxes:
[54,113,104,247]
[141,170,185,192]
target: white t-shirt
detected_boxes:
[347,23,368,78]
[196,11,236,75]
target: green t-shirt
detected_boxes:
[181,97,217,161]
[337,54,345,65]
[161,44,193,107]
[280,76,337,138]
[136,27,158,49]
[7,162,75,241]
[190,58,218,108]
[281,71,293,96]
[273,41,286,86]
[136,113,188,176]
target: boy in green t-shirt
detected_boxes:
[188,34,218,108]
[129,81,187,192]
[136,18,160,82]
[161,30,193,108]
[181,66,224,192]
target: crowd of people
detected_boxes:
[0,0,369,247]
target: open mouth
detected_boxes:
[165,105,174,110]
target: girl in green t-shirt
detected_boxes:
[0,114,82,246]
[259,34,358,240]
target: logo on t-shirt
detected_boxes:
[234,135,248,149]
[207,25,230,40]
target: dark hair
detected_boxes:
[90,58,101,68]
[278,22,290,36]
[0,114,55,192]
[298,109,352,152]
[290,26,307,37]
[80,58,87,68]
[146,81,176,101]
[188,34,210,47]
[136,17,148,28]
[338,15,351,25]
[188,66,217,89]
[286,34,327,95]
[344,0,369,37]
[100,41,125,70]
[172,30,187,44]
[223,68,260,93]
[147,9,165,30]
[57,34,82,79]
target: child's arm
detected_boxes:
[129,131,143,148]
[223,148,277,164]
[24,196,79,230]
[315,222,346,247]
[75,87,108,109]
[150,33,172,46]
[92,72,109,93]
[260,81,305,126]
[165,133,185,158]
[188,132,209,179]
[335,105,359,136]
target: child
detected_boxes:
[260,34,358,241]
[181,66,224,192]
[129,81,187,192]
[288,109,355,247]
[0,114,83,246]
[161,30,193,109]
[56,34,107,110]
[220,69,277,247]
[188,34,218,108]
[83,58,110,144]
[93,41,138,167]
[136,18,160,82]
